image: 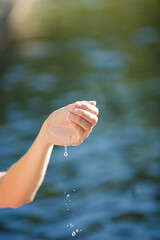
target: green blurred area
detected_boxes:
[20,0,160,78]
[1,0,159,127]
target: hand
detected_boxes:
[41,100,99,146]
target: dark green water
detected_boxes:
[0,0,160,239]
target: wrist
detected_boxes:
[38,121,54,148]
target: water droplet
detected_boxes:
[64,146,68,157]
[72,231,76,237]
[70,223,74,228]
[76,229,79,232]
[66,194,70,198]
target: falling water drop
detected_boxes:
[64,146,68,157]
[72,231,76,237]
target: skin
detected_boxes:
[0,100,99,208]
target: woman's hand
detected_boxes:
[0,100,98,208]
[41,100,99,146]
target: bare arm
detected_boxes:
[0,100,99,208]
[0,135,53,208]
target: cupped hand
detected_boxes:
[41,100,99,146]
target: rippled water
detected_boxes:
[0,0,160,239]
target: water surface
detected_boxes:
[0,0,160,239]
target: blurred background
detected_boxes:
[0,0,160,239]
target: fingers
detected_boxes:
[66,100,98,131]
[65,100,99,145]
[66,100,98,115]
[74,101,99,116]
[67,112,93,133]
[71,106,98,125]
[66,118,87,145]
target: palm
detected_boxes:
[43,101,98,146]
[46,107,78,146]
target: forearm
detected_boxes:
[0,124,54,208]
